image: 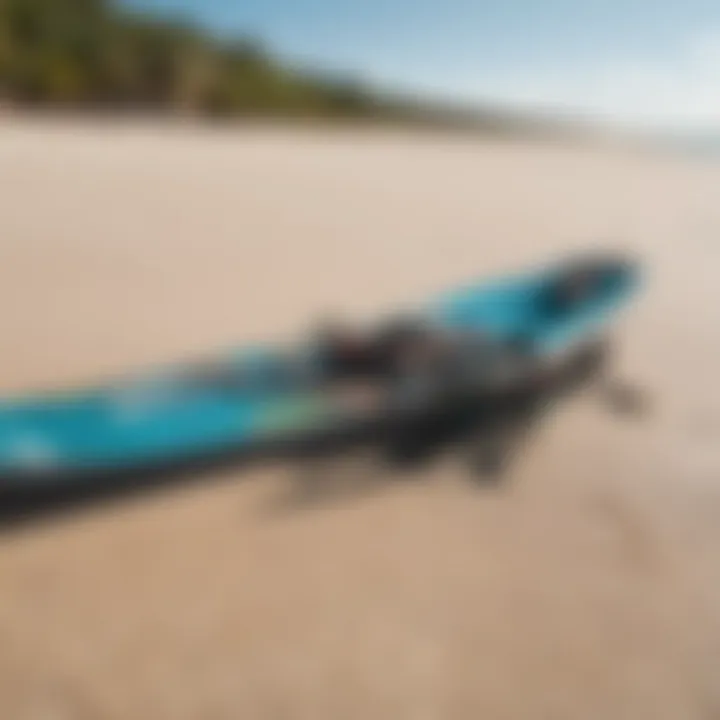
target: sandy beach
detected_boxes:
[1,118,719,718]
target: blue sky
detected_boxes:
[123,0,720,129]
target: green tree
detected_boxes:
[0,0,501,130]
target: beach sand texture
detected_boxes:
[0,119,719,719]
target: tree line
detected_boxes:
[0,0,390,118]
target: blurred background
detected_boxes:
[3,0,720,135]
[1,1,720,719]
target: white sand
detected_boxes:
[0,118,719,718]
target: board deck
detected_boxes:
[0,256,639,483]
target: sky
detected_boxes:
[123,0,720,131]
